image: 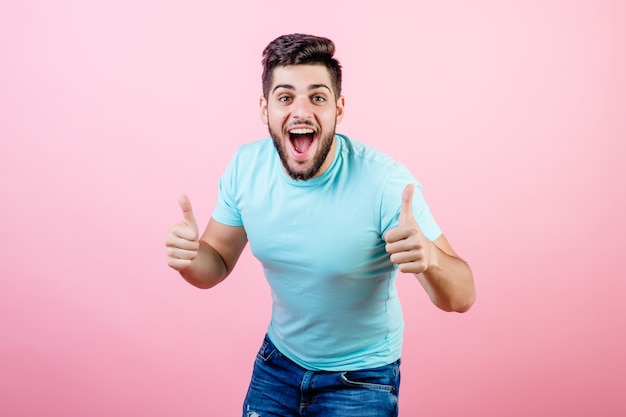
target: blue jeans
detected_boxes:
[243,334,401,416]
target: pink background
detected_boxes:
[1,1,625,415]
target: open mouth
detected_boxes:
[289,128,316,156]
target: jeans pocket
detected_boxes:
[340,363,399,393]
[256,338,279,362]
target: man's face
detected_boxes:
[261,64,345,180]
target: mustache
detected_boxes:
[285,120,316,130]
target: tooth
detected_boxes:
[289,128,314,134]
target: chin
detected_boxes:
[270,127,335,181]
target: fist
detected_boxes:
[384,184,433,274]
[165,195,200,271]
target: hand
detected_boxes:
[384,184,433,274]
[165,195,200,271]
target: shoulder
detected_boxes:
[337,134,398,168]
[337,134,410,183]
[225,137,276,172]
[234,137,274,160]
[220,138,276,189]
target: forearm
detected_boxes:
[179,241,229,289]
[419,243,476,313]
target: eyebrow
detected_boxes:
[272,83,332,94]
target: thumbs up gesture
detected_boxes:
[384,184,433,274]
[165,195,200,271]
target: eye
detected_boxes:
[278,95,291,103]
[312,95,326,103]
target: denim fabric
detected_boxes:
[243,334,401,417]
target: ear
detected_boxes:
[335,96,345,124]
[260,96,268,124]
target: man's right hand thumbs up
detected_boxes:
[166,195,200,271]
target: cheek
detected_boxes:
[268,110,288,125]
[322,112,338,127]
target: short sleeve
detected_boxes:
[211,152,244,227]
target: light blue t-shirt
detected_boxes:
[212,134,441,371]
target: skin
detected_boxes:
[165,64,475,313]
[384,184,475,312]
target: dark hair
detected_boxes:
[261,34,342,99]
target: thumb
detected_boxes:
[399,184,415,224]
[178,194,197,228]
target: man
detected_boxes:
[165,33,475,416]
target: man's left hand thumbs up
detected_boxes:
[384,184,433,274]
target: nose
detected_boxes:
[292,97,313,119]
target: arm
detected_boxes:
[166,195,248,289]
[415,234,475,312]
[385,185,476,312]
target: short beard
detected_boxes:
[270,127,335,181]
